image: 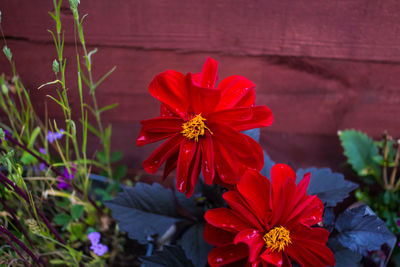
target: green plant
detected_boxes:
[339,129,400,265]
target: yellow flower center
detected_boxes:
[263,226,292,252]
[181,114,213,142]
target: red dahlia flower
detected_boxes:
[204,164,335,267]
[137,58,273,196]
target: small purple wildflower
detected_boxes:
[91,243,108,256]
[88,232,108,256]
[39,148,46,154]
[39,163,46,171]
[88,232,101,244]
[57,165,76,190]
[57,177,70,190]
[47,129,64,143]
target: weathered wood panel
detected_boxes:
[1,1,400,62]
[1,39,399,174]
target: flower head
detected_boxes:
[88,232,108,256]
[137,58,273,196]
[39,148,46,154]
[88,232,101,244]
[204,164,335,267]
[47,129,64,143]
[57,165,76,190]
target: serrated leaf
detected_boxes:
[338,130,381,177]
[242,128,260,143]
[141,245,195,267]
[260,150,275,178]
[71,204,84,220]
[53,213,71,226]
[327,238,362,267]
[296,168,358,207]
[178,223,212,267]
[335,204,396,255]
[105,183,180,243]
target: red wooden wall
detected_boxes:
[1,1,400,180]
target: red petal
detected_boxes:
[212,124,264,172]
[216,75,255,110]
[213,138,239,185]
[230,106,274,132]
[162,152,178,180]
[237,170,271,229]
[271,164,296,209]
[204,222,235,246]
[270,175,297,227]
[136,127,175,146]
[234,229,265,263]
[149,70,189,118]
[142,134,182,173]
[206,107,253,125]
[208,243,249,267]
[223,191,264,230]
[204,208,250,233]
[176,139,197,193]
[193,57,218,88]
[188,74,221,115]
[286,226,335,267]
[185,145,202,197]
[140,117,182,133]
[260,249,283,267]
[200,134,215,185]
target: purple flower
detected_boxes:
[88,232,108,256]
[39,163,46,171]
[47,129,64,143]
[90,243,108,256]
[88,232,101,244]
[39,148,46,154]
[57,177,70,190]
[57,165,77,190]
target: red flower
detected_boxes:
[204,164,335,267]
[137,58,273,196]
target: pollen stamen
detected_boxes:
[263,226,291,252]
[181,114,213,142]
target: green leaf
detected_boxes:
[99,103,119,114]
[3,46,12,61]
[71,204,84,220]
[96,151,107,164]
[53,213,71,226]
[69,223,84,242]
[20,152,37,165]
[52,59,60,74]
[113,165,126,180]
[338,130,381,177]
[111,151,123,163]
[28,127,41,149]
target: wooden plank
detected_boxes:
[1,40,400,173]
[1,0,400,62]
[2,40,400,138]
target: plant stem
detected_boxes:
[0,171,65,245]
[0,225,42,266]
[0,198,34,248]
[5,132,104,215]
[0,230,33,267]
